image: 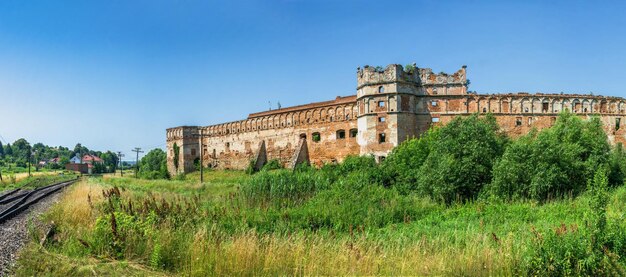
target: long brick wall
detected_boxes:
[166,64,626,175]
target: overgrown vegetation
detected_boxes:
[14,111,626,275]
[0,173,77,191]
[137,149,169,180]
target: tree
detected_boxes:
[416,114,508,204]
[138,149,169,179]
[4,143,12,156]
[381,128,440,193]
[0,141,4,158]
[488,111,612,201]
[57,156,70,169]
[72,143,90,159]
[101,151,119,173]
[12,139,31,165]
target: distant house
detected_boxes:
[67,154,104,174]
[81,154,104,165]
[70,155,82,164]
[49,157,61,164]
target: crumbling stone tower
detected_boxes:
[356,64,468,161]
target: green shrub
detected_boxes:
[414,114,507,203]
[261,159,282,171]
[173,173,186,181]
[489,112,613,201]
[290,171,429,231]
[138,149,169,180]
[245,159,256,175]
[338,155,377,175]
[381,128,439,193]
[608,143,626,187]
[241,169,333,208]
[525,168,626,276]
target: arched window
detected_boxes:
[336,130,346,139]
[378,86,384,93]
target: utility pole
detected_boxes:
[117,151,124,177]
[132,147,143,178]
[28,147,31,177]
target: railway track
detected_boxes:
[0,178,78,225]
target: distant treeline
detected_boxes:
[0,139,119,173]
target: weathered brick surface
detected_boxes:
[166,64,626,175]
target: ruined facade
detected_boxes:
[166,64,626,175]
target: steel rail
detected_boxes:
[0,178,78,224]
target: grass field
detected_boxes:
[11,168,626,276]
[0,172,78,192]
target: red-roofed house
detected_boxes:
[82,154,104,164]
[66,154,104,174]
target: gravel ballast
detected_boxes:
[0,189,65,276]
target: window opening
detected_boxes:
[378,133,386,143]
[336,130,346,139]
[312,132,321,142]
[349,129,358,138]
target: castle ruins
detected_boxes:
[166,64,626,175]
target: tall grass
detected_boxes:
[13,171,626,276]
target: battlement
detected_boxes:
[357,63,467,88]
[166,126,199,141]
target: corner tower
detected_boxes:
[356,64,468,160]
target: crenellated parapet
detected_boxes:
[166,126,199,141]
[356,64,467,89]
[462,93,626,115]
[189,96,358,138]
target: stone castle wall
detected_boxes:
[166,96,360,173]
[166,63,626,175]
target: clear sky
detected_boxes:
[1,0,625,158]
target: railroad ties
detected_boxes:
[0,178,78,224]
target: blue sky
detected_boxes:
[1,0,625,158]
